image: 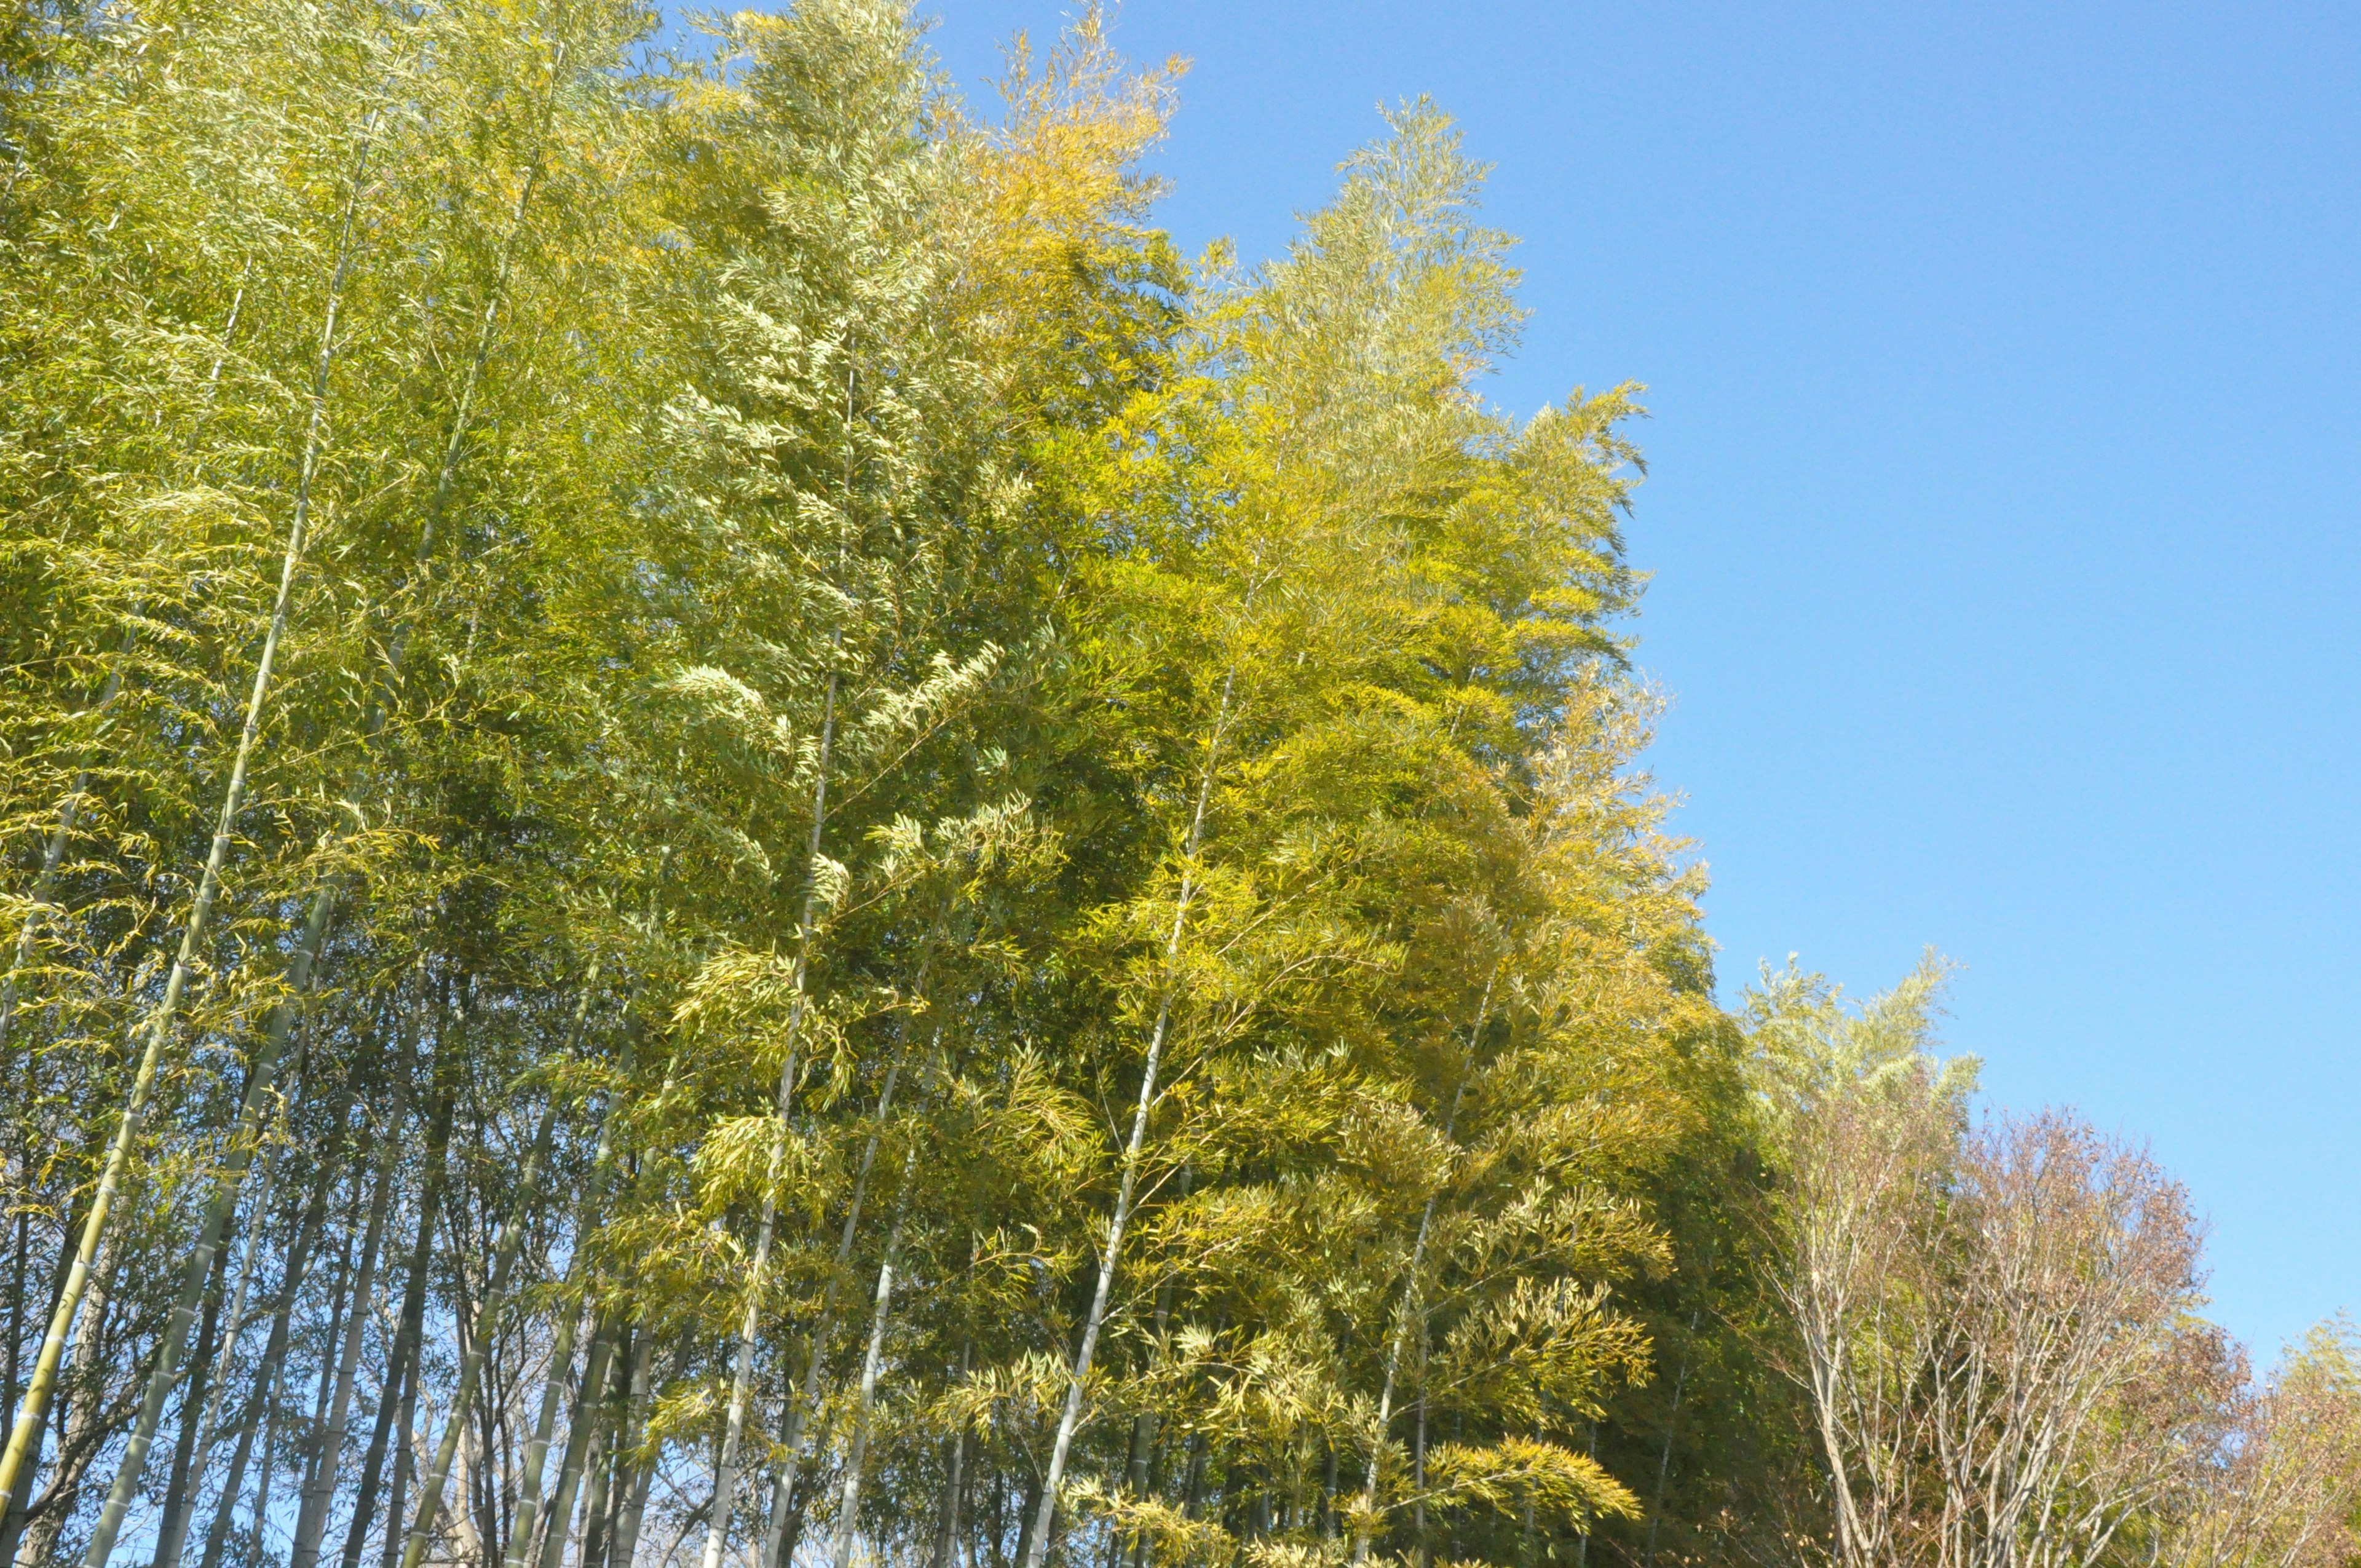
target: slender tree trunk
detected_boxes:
[162,1083,301,1568]
[343,1024,456,1568]
[478,1321,510,1564]
[757,1045,906,1568]
[533,1321,615,1568]
[605,1332,660,1568]
[1409,1396,1426,1567]
[0,1208,27,1443]
[82,882,344,1568]
[505,972,627,1568]
[456,1255,496,1560]
[1013,1471,1043,1568]
[1180,1431,1208,1521]
[1123,1170,1187,1568]
[291,1074,411,1568]
[17,1219,116,1562]
[197,1105,348,1568]
[151,1231,233,1568]
[374,1327,420,1568]
[297,1179,366,1507]
[1572,1425,1599,1568]
[506,1301,585,1568]
[396,1098,558,1568]
[702,648,844,1568]
[1640,1300,1706,1568]
[932,1337,971,1568]
[1022,671,1236,1568]
[826,1144,917,1568]
[245,1365,286,1562]
[572,1332,632,1568]
[1349,969,1495,1566]
[338,1257,420,1568]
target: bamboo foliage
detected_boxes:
[16,6,2329,1568]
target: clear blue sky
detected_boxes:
[903,1,2361,1361]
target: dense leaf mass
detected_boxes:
[1,4,2351,1568]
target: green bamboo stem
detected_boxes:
[1021,665,1237,1568]
[0,107,382,1532]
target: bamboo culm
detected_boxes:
[701,646,842,1568]
[1021,667,1236,1568]
[570,1334,632,1568]
[504,967,625,1568]
[338,1075,454,1568]
[531,1322,614,1568]
[289,1067,413,1568]
[758,1044,908,1568]
[196,1093,354,1568]
[605,1331,662,1568]
[1349,968,1495,1567]
[151,1098,295,1568]
[81,884,346,1567]
[395,1088,559,1568]
[534,1318,617,1568]
[146,1221,231,1568]
[828,1138,919,1568]
[0,103,378,1513]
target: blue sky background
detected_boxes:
[888,1,2361,1361]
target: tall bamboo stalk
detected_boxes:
[81,881,346,1567]
[605,1332,661,1568]
[338,1056,453,1568]
[532,1317,615,1568]
[391,1130,541,1564]
[394,970,591,1568]
[149,1224,231,1567]
[197,1088,356,1568]
[0,106,384,1530]
[699,647,843,1568]
[1021,667,1236,1568]
[1348,967,1495,1567]
[295,1174,368,1529]
[929,1336,973,1568]
[504,962,626,1568]
[570,1333,632,1568]
[757,1045,909,1568]
[153,1100,288,1568]
[826,1139,918,1568]
[290,1066,413,1568]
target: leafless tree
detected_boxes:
[1758,969,2237,1568]
[1922,1114,2222,1568]
[1764,1056,1956,1568]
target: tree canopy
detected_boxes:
[0,4,2349,1568]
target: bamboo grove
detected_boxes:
[5,3,2356,1568]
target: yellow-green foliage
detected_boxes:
[0,6,1771,1568]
